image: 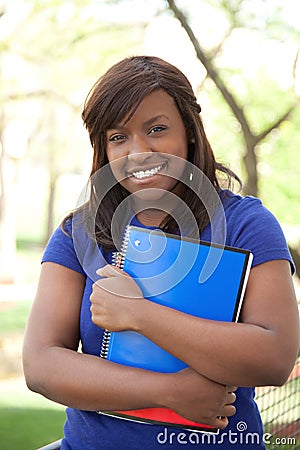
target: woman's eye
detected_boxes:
[149,126,166,134]
[108,134,125,142]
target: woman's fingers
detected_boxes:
[96,264,129,278]
[227,386,238,393]
[214,416,229,430]
[226,391,237,405]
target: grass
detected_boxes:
[0,298,65,450]
[0,407,65,450]
[0,378,65,450]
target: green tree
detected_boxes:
[166,0,300,197]
[164,0,300,273]
[0,0,146,281]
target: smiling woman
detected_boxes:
[22,56,299,450]
[81,56,239,247]
[105,90,189,219]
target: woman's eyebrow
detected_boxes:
[109,114,170,131]
[143,114,170,127]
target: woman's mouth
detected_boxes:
[129,163,166,180]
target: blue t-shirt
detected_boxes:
[42,192,294,450]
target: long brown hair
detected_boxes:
[66,56,241,250]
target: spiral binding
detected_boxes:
[100,226,131,359]
[99,329,111,358]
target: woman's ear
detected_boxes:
[186,128,195,144]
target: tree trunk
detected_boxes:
[165,0,300,276]
[166,0,299,198]
[243,141,258,197]
[45,172,58,244]
[0,145,17,283]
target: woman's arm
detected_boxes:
[91,260,300,387]
[22,262,236,429]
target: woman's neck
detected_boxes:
[136,209,167,227]
[131,182,186,227]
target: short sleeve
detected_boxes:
[42,218,86,276]
[225,195,295,273]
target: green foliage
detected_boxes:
[2,0,148,244]
[2,0,300,245]
[257,110,300,227]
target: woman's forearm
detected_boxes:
[133,302,283,387]
[133,298,298,387]
[23,345,167,411]
[91,261,299,388]
[23,344,236,428]
[130,261,299,387]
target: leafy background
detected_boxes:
[0,1,299,448]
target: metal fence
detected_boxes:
[256,357,300,449]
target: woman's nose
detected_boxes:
[127,135,153,161]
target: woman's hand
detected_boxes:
[90,264,144,331]
[164,367,237,429]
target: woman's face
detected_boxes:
[105,89,188,200]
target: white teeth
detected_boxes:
[132,165,163,179]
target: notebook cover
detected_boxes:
[100,226,253,432]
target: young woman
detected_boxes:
[23,56,299,449]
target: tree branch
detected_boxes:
[165,0,254,141]
[210,24,234,60]
[3,90,79,111]
[292,48,300,92]
[256,102,299,143]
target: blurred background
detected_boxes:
[0,0,299,448]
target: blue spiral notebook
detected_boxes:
[99,225,253,432]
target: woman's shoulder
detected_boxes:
[221,190,263,214]
[42,213,88,276]
[220,189,282,235]
[221,190,284,232]
[61,210,111,281]
[219,190,294,271]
